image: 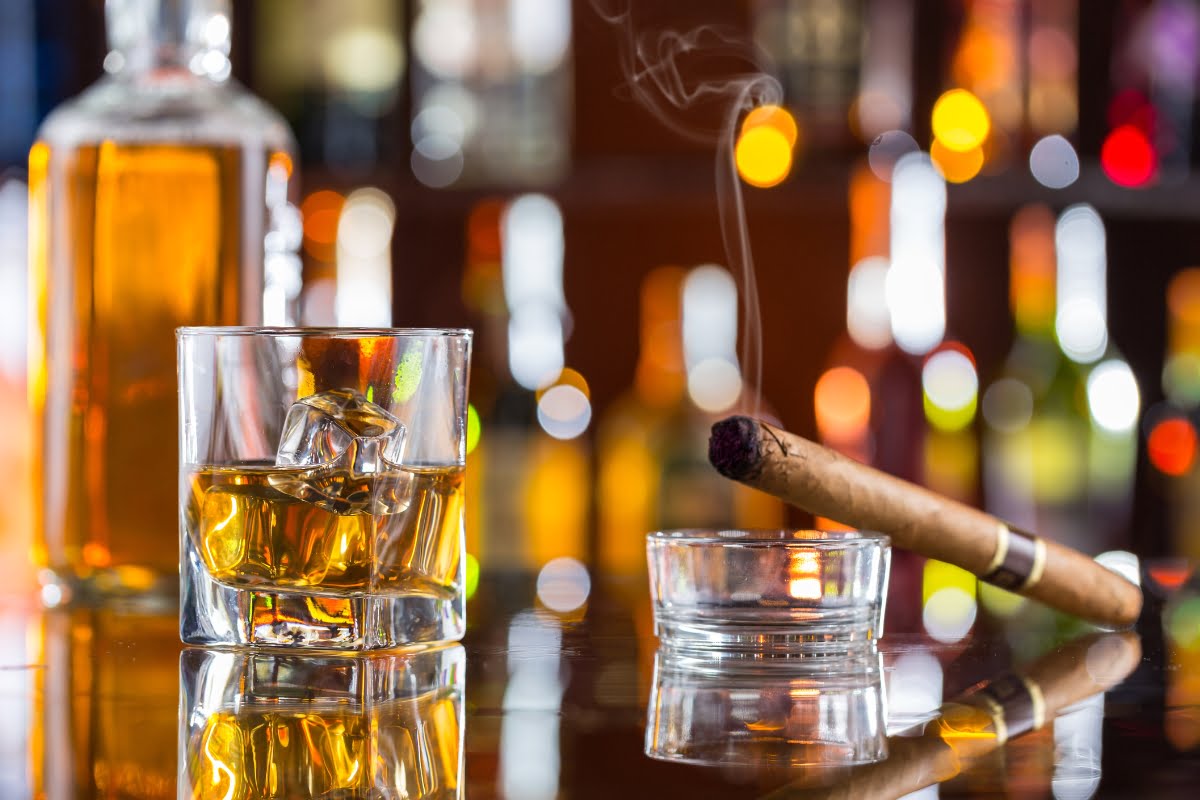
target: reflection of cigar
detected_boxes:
[762,631,1141,800]
[709,417,1142,627]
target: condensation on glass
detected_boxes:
[29,0,300,605]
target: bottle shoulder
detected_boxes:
[36,75,295,152]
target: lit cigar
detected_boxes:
[708,416,1142,627]
[763,631,1142,800]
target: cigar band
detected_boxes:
[970,674,1045,744]
[982,524,1047,592]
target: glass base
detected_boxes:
[38,564,178,612]
[653,608,881,657]
[181,535,465,650]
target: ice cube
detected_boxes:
[272,389,412,515]
[276,388,407,471]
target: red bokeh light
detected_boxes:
[1107,88,1155,134]
[1101,124,1157,187]
[1148,417,1198,476]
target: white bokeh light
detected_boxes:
[683,265,742,413]
[1055,205,1108,364]
[537,384,592,439]
[847,256,893,350]
[888,154,946,355]
[510,0,572,74]
[1029,134,1080,189]
[922,349,978,413]
[536,557,591,612]
[508,306,565,390]
[503,194,566,313]
[413,0,478,80]
[867,130,920,182]
[1087,360,1140,433]
[922,587,978,643]
[336,188,395,327]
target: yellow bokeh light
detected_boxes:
[931,89,991,153]
[741,104,799,147]
[735,125,793,188]
[930,139,984,184]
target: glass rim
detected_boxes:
[177,326,473,339]
[647,528,890,548]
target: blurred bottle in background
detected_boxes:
[982,206,1087,553]
[982,204,1139,559]
[29,0,298,604]
[596,264,782,585]
[1147,268,1200,561]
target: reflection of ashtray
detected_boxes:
[647,530,890,655]
[645,645,887,769]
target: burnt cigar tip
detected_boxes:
[709,416,763,481]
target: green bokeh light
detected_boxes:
[392,348,424,403]
[466,404,481,454]
[1168,596,1200,650]
[465,553,480,601]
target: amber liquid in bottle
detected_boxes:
[29,142,272,594]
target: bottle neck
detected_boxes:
[105,0,232,82]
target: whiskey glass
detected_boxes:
[177,327,472,649]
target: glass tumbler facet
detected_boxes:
[178,327,472,650]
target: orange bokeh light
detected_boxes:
[300,190,346,261]
[1148,417,1198,477]
[931,139,984,183]
[814,366,871,443]
[742,104,799,147]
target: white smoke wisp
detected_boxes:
[592,0,783,417]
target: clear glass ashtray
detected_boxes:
[645,645,887,769]
[647,529,891,655]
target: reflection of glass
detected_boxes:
[645,645,886,768]
[32,609,180,797]
[179,644,465,798]
[178,328,472,650]
[647,529,890,654]
[30,0,298,604]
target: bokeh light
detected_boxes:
[465,553,480,601]
[982,377,1034,433]
[537,384,592,440]
[735,125,793,188]
[300,190,345,262]
[536,557,591,613]
[889,154,946,356]
[931,89,991,152]
[683,265,742,413]
[867,130,919,182]
[412,0,478,80]
[923,588,977,643]
[742,104,799,146]
[1168,595,1200,650]
[847,256,893,350]
[930,139,983,183]
[508,305,564,390]
[922,559,978,649]
[814,366,871,442]
[466,403,481,455]
[922,346,978,432]
[1101,124,1157,188]
[510,0,572,74]
[686,359,743,413]
[1029,134,1080,188]
[336,188,396,327]
[1086,360,1140,434]
[1148,416,1197,476]
[1055,205,1108,364]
